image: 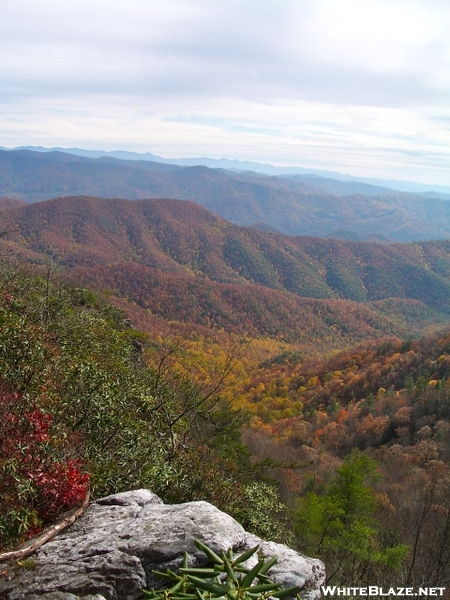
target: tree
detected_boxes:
[294,451,407,585]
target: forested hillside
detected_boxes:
[3,148,450,241]
[241,331,450,587]
[3,254,450,588]
[1,196,450,351]
[0,258,270,551]
[3,192,450,589]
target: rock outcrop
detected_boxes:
[0,489,325,600]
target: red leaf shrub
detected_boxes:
[0,385,90,547]
[32,459,90,520]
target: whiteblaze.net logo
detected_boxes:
[320,586,446,597]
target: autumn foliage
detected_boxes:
[3,195,450,587]
[0,259,260,551]
[0,388,89,545]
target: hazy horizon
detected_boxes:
[1,1,449,186]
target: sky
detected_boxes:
[1,0,450,185]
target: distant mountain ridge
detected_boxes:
[1,149,450,242]
[3,145,450,196]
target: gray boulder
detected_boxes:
[0,489,325,600]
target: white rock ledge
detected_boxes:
[0,489,325,600]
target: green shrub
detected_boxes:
[143,538,300,600]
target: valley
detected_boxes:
[2,153,450,588]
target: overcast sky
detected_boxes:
[1,0,449,185]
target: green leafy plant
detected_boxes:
[143,538,300,600]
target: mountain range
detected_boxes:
[5,145,450,196]
[2,148,450,242]
[2,194,450,350]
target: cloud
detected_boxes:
[0,0,449,184]
[2,0,449,104]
